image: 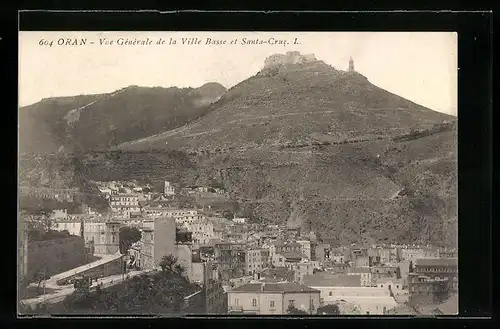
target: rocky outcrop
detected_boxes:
[263,51,317,69]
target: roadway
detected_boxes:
[21,268,154,308]
[28,253,123,291]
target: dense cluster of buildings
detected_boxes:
[20,178,458,315]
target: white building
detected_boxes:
[303,273,398,315]
[142,206,202,223]
[296,240,312,259]
[50,209,68,220]
[181,218,215,245]
[110,194,140,208]
[232,217,247,224]
[98,187,113,198]
[164,181,175,196]
[53,218,82,236]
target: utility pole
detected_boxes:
[42,277,46,303]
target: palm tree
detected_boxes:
[159,254,178,273]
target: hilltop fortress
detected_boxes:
[263,51,318,69]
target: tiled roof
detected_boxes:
[302,273,361,287]
[230,283,319,293]
[415,258,458,267]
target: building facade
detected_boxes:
[164,181,175,196]
[296,240,312,259]
[400,247,440,262]
[348,267,373,287]
[408,273,451,305]
[275,242,302,256]
[213,242,247,283]
[292,262,315,283]
[227,283,321,315]
[314,243,331,262]
[110,194,140,209]
[140,217,176,270]
[84,220,121,254]
[53,218,82,236]
[54,218,121,254]
[203,262,227,314]
[303,273,397,315]
[181,218,215,246]
[371,265,401,282]
[246,248,271,276]
[414,258,458,291]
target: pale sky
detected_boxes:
[19,31,457,115]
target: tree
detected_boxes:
[32,267,50,294]
[287,304,308,315]
[174,264,185,276]
[26,214,54,240]
[159,254,178,273]
[317,304,340,315]
[119,226,142,254]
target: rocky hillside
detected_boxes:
[19,83,227,153]
[20,52,457,246]
[119,58,451,152]
[116,52,456,246]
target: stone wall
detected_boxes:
[56,256,124,285]
[263,51,317,69]
[27,236,86,282]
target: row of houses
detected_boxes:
[226,257,458,315]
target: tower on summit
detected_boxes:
[348,57,355,72]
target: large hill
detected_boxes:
[18,83,227,153]
[115,52,457,246]
[20,52,457,246]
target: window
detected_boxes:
[329,292,332,296]
[252,298,257,307]
[288,300,295,307]
[235,298,239,306]
[270,301,275,308]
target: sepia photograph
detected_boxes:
[18,31,458,316]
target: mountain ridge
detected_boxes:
[19,52,457,247]
[19,83,227,153]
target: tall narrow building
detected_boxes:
[349,56,355,72]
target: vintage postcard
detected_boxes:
[18,31,458,316]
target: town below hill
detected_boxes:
[19,51,457,315]
[19,179,457,316]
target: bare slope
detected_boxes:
[19,83,227,153]
[120,60,452,152]
[115,55,457,246]
[21,53,456,246]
